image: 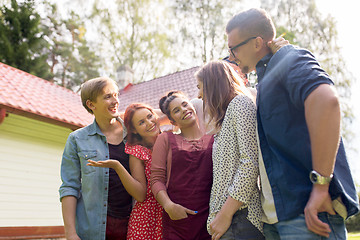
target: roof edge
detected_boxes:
[0,105,87,130]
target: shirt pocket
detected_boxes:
[78,150,98,175]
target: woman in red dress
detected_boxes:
[88,103,163,240]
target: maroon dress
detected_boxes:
[162,132,213,240]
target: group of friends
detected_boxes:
[59,8,359,240]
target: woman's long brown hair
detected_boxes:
[195,60,253,130]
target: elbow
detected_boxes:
[135,193,146,203]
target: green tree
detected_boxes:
[260,0,354,140]
[171,0,245,67]
[0,0,52,79]
[41,2,100,89]
[89,0,171,83]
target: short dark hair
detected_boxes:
[226,8,276,42]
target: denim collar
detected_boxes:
[88,117,127,139]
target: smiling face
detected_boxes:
[168,97,197,127]
[88,81,119,119]
[131,108,160,139]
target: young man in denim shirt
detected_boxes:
[59,77,132,240]
[224,8,359,240]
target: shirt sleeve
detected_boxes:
[150,132,171,197]
[283,48,334,109]
[59,133,81,201]
[227,96,259,204]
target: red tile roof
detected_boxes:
[0,62,200,129]
[0,62,93,129]
[119,66,200,111]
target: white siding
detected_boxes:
[0,113,73,226]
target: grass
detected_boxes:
[349,232,360,240]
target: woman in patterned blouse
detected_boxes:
[195,60,265,240]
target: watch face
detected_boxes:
[310,172,318,183]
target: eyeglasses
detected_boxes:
[222,56,238,66]
[228,36,257,58]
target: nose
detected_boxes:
[111,94,119,103]
[145,118,152,125]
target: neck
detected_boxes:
[180,122,203,140]
[95,116,119,133]
[142,135,158,149]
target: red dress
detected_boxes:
[125,143,163,240]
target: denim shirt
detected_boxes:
[59,118,127,240]
[256,45,359,221]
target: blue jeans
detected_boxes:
[263,213,346,240]
[220,208,265,240]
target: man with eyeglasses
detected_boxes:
[215,7,359,240]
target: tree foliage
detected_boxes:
[41,1,100,89]
[0,0,51,79]
[88,0,172,83]
[260,0,354,139]
[170,0,244,67]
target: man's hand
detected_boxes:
[65,231,81,240]
[304,184,336,237]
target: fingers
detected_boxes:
[211,232,221,240]
[185,208,198,215]
[305,210,331,237]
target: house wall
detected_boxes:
[0,113,72,228]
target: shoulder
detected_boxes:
[154,132,170,147]
[125,143,151,160]
[229,95,256,112]
[69,124,92,138]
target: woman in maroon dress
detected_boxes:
[151,91,213,240]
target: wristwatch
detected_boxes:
[309,170,333,185]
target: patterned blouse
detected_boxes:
[207,94,263,233]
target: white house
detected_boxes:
[0,62,93,239]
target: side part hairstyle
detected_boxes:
[226,8,275,42]
[159,90,187,121]
[80,76,118,114]
[195,60,253,129]
[124,103,158,146]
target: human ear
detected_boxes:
[255,36,264,50]
[86,100,95,111]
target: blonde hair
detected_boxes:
[195,60,254,129]
[80,77,118,114]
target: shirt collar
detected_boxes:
[88,117,127,139]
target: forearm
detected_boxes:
[305,84,340,177]
[114,164,146,202]
[61,196,78,236]
[218,195,243,218]
[155,190,173,210]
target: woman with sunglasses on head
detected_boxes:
[150,91,214,240]
[195,60,264,240]
[88,103,163,240]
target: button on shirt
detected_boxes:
[256,45,359,221]
[59,118,129,240]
